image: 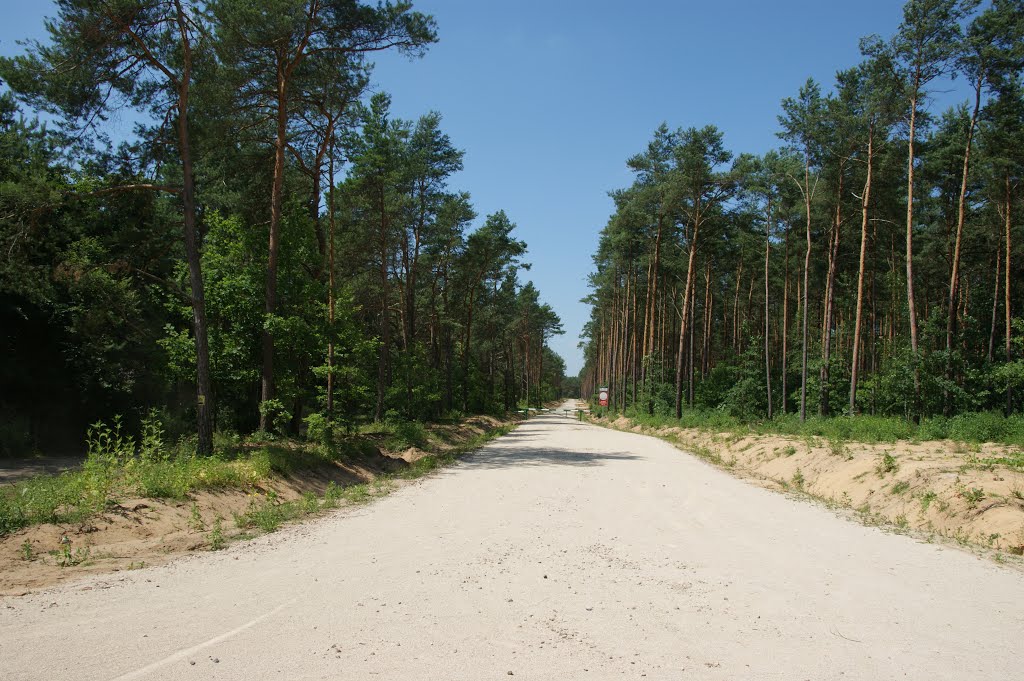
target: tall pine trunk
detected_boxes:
[800,159,812,422]
[820,168,843,416]
[326,146,337,419]
[764,197,773,419]
[375,192,391,421]
[1006,173,1014,414]
[260,68,289,430]
[174,6,213,454]
[850,127,874,414]
[782,223,790,414]
[674,220,701,419]
[905,85,922,419]
[945,77,982,416]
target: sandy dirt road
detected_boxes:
[2,401,1023,680]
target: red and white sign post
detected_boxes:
[598,387,609,407]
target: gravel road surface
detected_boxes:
[2,401,1022,680]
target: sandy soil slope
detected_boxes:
[0,416,507,594]
[598,415,1024,555]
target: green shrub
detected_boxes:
[875,452,899,477]
[257,399,291,436]
[962,487,985,508]
[208,518,226,550]
[303,412,332,445]
[386,420,429,450]
[792,469,805,489]
[949,412,1024,445]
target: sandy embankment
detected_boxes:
[601,415,1024,554]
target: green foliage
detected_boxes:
[208,517,226,551]
[791,468,806,489]
[258,400,292,436]
[827,437,849,459]
[580,3,1024,441]
[961,486,986,508]
[876,452,900,477]
[384,420,429,450]
[188,503,205,532]
[0,4,559,455]
[53,538,90,568]
[918,412,1024,446]
[303,412,332,445]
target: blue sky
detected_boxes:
[3,1,966,375]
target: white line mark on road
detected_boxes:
[110,598,297,681]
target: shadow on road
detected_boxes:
[461,443,640,469]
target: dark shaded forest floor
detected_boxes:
[0,456,84,485]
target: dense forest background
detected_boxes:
[0,0,568,457]
[581,0,1024,431]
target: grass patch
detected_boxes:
[235,492,306,532]
[601,408,1024,448]
[1,413,517,538]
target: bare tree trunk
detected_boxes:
[945,78,982,416]
[461,290,476,413]
[765,198,773,419]
[702,262,712,376]
[989,235,1000,363]
[641,216,664,410]
[733,260,743,352]
[820,168,843,416]
[801,160,812,422]
[782,222,790,414]
[375,192,391,421]
[631,273,638,407]
[260,68,289,430]
[620,278,628,410]
[870,219,878,413]
[326,143,336,419]
[688,287,696,407]
[674,221,701,418]
[1006,173,1014,414]
[850,128,874,415]
[905,86,922,419]
[173,3,213,453]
